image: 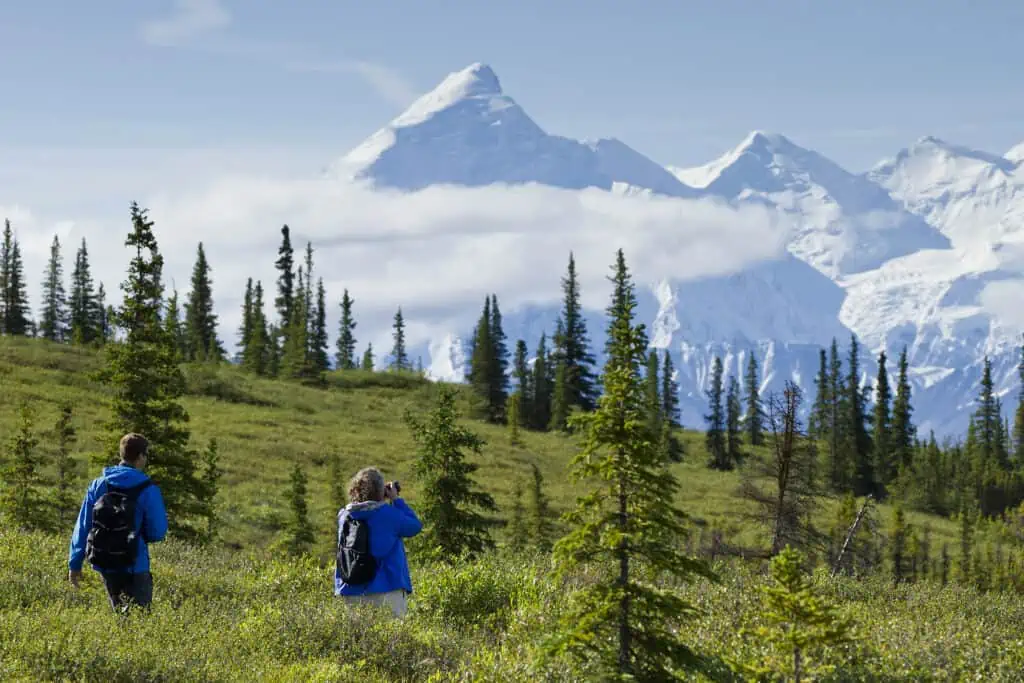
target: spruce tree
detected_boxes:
[554,252,598,412]
[512,339,533,426]
[809,349,829,440]
[274,225,295,335]
[237,278,254,359]
[335,289,357,370]
[529,463,554,551]
[467,297,494,417]
[164,289,186,360]
[705,356,728,469]
[361,343,375,371]
[39,235,68,342]
[891,346,915,471]
[0,219,31,335]
[827,339,846,491]
[548,249,713,679]
[644,350,662,439]
[727,373,743,466]
[51,404,79,530]
[183,242,223,361]
[243,281,270,375]
[744,353,764,445]
[531,333,552,430]
[302,243,315,353]
[284,462,315,556]
[69,238,99,345]
[0,404,45,531]
[406,385,497,559]
[95,282,111,344]
[845,335,873,496]
[661,351,680,425]
[100,202,202,538]
[1013,339,1024,467]
[488,295,510,420]
[872,350,893,495]
[390,307,409,371]
[281,268,312,380]
[310,277,329,374]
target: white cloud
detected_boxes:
[140,0,231,47]
[4,175,789,364]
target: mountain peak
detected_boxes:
[740,130,795,152]
[1005,141,1024,164]
[389,62,506,129]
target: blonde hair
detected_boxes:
[348,467,385,503]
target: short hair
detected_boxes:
[119,433,149,463]
[347,467,385,504]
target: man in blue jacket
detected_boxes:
[336,467,422,618]
[68,433,168,612]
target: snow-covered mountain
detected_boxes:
[335,62,1024,438]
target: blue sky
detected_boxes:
[2,0,1022,176]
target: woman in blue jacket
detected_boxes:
[335,467,422,617]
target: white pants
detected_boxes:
[342,589,408,618]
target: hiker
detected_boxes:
[67,433,168,612]
[336,466,422,618]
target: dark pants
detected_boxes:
[101,571,153,612]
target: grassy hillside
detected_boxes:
[3,336,1024,680]
[0,335,960,555]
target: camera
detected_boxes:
[387,480,401,494]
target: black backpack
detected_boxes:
[337,512,378,585]
[85,479,152,570]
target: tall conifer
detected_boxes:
[744,353,764,445]
[39,235,68,342]
[705,356,728,469]
[183,242,222,361]
[390,307,408,371]
[335,289,357,370]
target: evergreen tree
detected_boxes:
[661,350,681,427]
[891,346,915,472]
[1014,340,1024,467]
[488,295,510,420]
[872,350,893,495]
[744,353,764,445]
[548,249,713,679]
[274,225,295,334]
[0,219,31,335]
[390,307,409,371]
[553,252,598,412]
[51,404,79,530]
[310,277,330,374]
[0,404,45,530]
[845,335,873,496]
[973,357,1005,470]
[507,393,521,445]
[100,202,203,538]
[199,437,222,543]
[727,373,743,465]
[95,282,112,344]
[39,235,68,342]
[809,349,829,440]
[529,463,554,551]
[512,339,533,426]
[644,350,662,441]
[467,297,494,417]
[406,386,497,559]
[302,242,315,351]
[335,289,357,370]
[361,343,375,371]
[548,355,570,431]
[531,333,552,430]
[740,546,855,681]
[827,339,845,490]
[243,281,270,375]
[69,238,99,345]
[705,356,729,469]
[183,242,223,361]
[237,278,254,359]
[163,289,186,360]
[284,462,315,556]
[280,268,313,380]
[889,504,908,584]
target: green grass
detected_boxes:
[3,336,1024,680]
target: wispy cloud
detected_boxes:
[285,60,418,107]
[140,0,231,47]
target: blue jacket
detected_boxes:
[335,498,422,596]
[68,465,168,574]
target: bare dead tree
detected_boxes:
[737,382,824,556]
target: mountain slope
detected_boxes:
[333,62,696,197]
[671,131,951,278]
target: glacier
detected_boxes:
[332,62,1024,439]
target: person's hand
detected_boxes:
[68,570,82,588]
[384,482,398,502]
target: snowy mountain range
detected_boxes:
[332,62,1024,439]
